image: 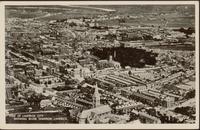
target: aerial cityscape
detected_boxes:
[5,5,196,124]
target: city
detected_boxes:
[5,5,196,124]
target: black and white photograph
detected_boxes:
[0,0,199,129]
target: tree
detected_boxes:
[69,22,77,27]
[26,92,44,109]
[128,71,132,76]
[185,90,195,99]
[48,80,52,84]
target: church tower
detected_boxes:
[93,83,100,108]
[114,50,116,59]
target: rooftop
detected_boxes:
[79,105,112,119]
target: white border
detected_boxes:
[0,1,199,129]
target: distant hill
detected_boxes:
[5,5,195,15]
[85,5,195,15]
[5,5,195,28]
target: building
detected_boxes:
[34,75,61,85]
[52,95,83,109]
[93,83,101,108]
[40,99,53,108]
[39,58,60,74]
[162,96,175,108]
[131,92,158,106]
[68,68,84,81]
[97,55,121,69]
[108,55,121,69]
[139,112,161,124]
[6,84,13,103]
[79,105,112,124]
[115,103,142,114]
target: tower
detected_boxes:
[109,55,113,62]
[114,50,116,59]
[93,83,100,108]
